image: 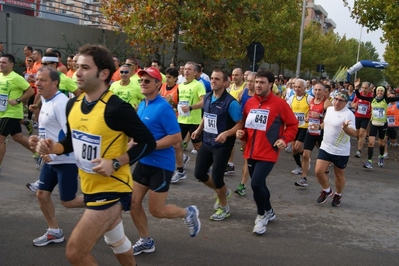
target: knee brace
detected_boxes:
[103,221,132,254]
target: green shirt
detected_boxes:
[59,72,77,96]
[110,79,144,109]
[177,79,206,125]
[0,71,30,119]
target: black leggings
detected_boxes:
[27,95,35,120]
[247,159,275,215]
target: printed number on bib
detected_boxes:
[38,127,46,140]
[204,112,218,134]
[245,109,269,131]
[308,118,321,135]
[72,130,101,174]
[0,94,8,112]
[177,101,190,117]
[294,112,305,126]
[372,107,385,119]
[357,104,368,115]
[387,116,395,127]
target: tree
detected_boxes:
[102,0,302,66]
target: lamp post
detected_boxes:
[354,25,363,80]
[295,0,307,78]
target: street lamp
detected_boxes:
[295,0,307,78]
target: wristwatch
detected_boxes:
[112,158,121,171]
[16,98,21,104]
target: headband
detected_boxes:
[336,92,349,101]
[42,56,58,62]
[376,86,385,92]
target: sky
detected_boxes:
[315,0,386,61]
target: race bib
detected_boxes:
[387,115,395,127]
[372,107,385,119]
[0,94,8,112]
[245,109,269,131]
[308,118,321,135]
[177,101,190,117]
[204,112,218,134]
[71,130,101,173]
[294,112,305,126]
[38,127,46,140]
[357,104,368,115]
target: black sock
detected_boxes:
[177,167,184,173]
[368,147,373,160]
[379,145,385,156]
[293,153,301,167]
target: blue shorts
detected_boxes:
[317,149,349,169]
[38,163,78,202]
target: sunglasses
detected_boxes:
[138,79,151,84]
[334,98,347,103]
[41,62,54,66]
[27,60,33,62]
[120,70,130,74]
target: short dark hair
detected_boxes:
[0,54,15,64]
[212,68,229,82]
[52,49,62,58]
[165,67,178,78]
[33,49,43,57]
[38,66,60,88]
[151,58,161,66]
[25,46,33,52]
[256,68,275,83]
[78,44,115,84]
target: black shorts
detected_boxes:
[84,192,132,211]
[133,161,172,193]
[179,123,202,144]
[386,127,398,140]
[355,117,370,130]
[294,128,307,142]
[303,131,323,151]
[369,123,387,139]
[0,118,22,136]
[317,149,349,169]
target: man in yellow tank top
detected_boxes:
[36,44,156,266]
[225,68,246,174]
[287,78,314,175]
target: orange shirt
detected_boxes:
[26,66,38,93]
[111,67,121,83]
[160,83,179,115]
[66,69,75,78]
[387,102,399,127]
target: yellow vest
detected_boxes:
[292,94,310,128]
[229,82,246,100]
[68,91,132,205]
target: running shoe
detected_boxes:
[285,142,292,153]
[181,141,188,151]
[224,164,235,175]
[317,189,333,204]
[378,156,384,167]
[252,214,268,235]
[26,180,40,193]
[383,152,389,159]
[234,183,246,196]
[185,205,201,237]
[33,121,39,129]
[182,154,190,170]
[291,166,302,175]
[265,209,276,222]
[191,149,198,154]
[214,189,232,210]
[363,160,373,169]
[331,194,342,207]
[33,154,42,169]
[171,171,187,183]
[210,206,230,221]
[33,229,64,247]
[355,150,361,158]
[133,238,155,255]
[24,119,33,135]
[294,178,308,187]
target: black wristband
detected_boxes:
[189,106,193,111]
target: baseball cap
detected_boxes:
[137,67,162,82]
